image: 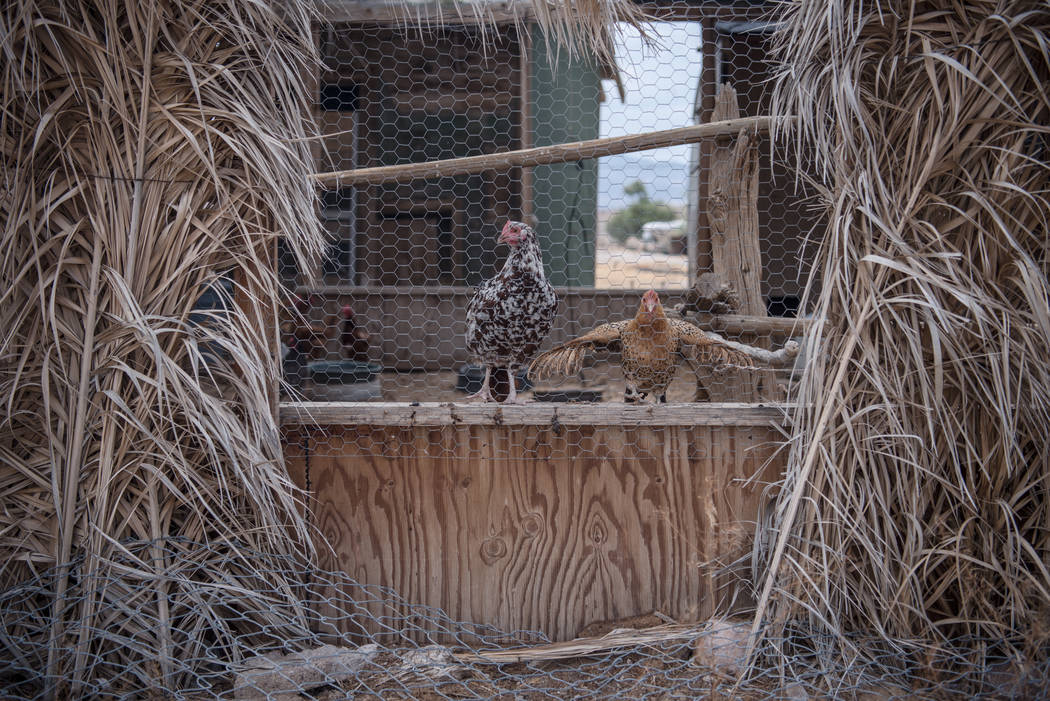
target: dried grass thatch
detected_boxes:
[755,0,1050,681]
[0,0,645,695]
[358,0,652,68]
[0,0,324,693]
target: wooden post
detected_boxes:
[693,16,717,278]
[695,84,778,402]
[710,85,763,315]
[519,28,533,223]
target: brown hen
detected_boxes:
[529,289,752,403]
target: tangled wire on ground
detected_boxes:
[1,539,1046,700]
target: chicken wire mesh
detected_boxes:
[252,5,826,699]
[4,2,1046,700]
[267,8,819,691]
[3,537,1048,700]
[279,1,815,405]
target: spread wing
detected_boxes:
[670,319,755,368]
[528,321,629,380]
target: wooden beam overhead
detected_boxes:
[640,3,772,22]
[314,115,779,186]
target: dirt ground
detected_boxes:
[305,646,778,701]
[594,245,689,288]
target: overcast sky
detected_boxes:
[599,22,702,208]
[601,22,702,162]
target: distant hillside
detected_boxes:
[599,153,692,209]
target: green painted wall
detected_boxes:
[530,33,600,287]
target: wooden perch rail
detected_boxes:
[280,402,789,427]
[313,116,778,186]
[686,311,813,337]
[702,334,800,368]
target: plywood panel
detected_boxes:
[286,421,783,642]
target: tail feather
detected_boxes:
[529,344,590,380]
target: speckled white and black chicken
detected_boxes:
[465,220,558,403]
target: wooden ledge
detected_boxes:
[279,402,790,427]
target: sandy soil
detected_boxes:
[594,245,689,288]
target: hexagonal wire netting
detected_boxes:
[4,3,1046,700]
[7,538,1045,700]
[279,1,815,406]
[270,1,832,698]
[272,0,818,681]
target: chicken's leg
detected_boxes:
[466,366,494,402]
[624,385,645,403]
[505,366,527,404]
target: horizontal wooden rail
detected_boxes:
[689,312,812,337]
[280,401,790,427]
[320,1,532,24]
[293,285,812,337]
[313,116,778,187]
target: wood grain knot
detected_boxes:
[709,193,728,233]
[588,514,609,546]
[521,513,543,537]
[480,537,508,564]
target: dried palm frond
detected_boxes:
[353,0,652,68]
[0,0,324,693]
[524,0,652,67]
[754,0,1050,683]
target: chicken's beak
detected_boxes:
[498,225,519,246]
[643,290,659,313]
